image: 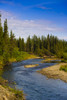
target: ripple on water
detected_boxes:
[2,59,67,100]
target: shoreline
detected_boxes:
[0,67,25,100]
[41,58,61,63]
[38,63,67,83]
[0,56,40,100]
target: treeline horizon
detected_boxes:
[17,34,67,57]
[0,17,67,64]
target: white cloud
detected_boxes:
[1,10,16,20]
[0,0,14,5]
[59,36,67,40]
[0,10,65,40]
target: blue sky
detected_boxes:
[0,0,67,40]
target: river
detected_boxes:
[2,59,67,100]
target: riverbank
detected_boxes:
[0,85,15,100]
[38,63,67,83]
[0,67,25,100]
[0,53,40,100]
[41,57,61,63]
[0,52,39,66]
[0,85,25,100]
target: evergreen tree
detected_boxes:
[3,19,9,53]
[26,36,31,52]
[22,38,25,51]
[47,34,50,51]
[3,19,10,64]
[18,37,22,51]
[9,30,16,57]
[0,15,3,55]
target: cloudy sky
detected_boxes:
[0,0,67,40]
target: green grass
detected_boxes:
[7,87,25,100]
[0,51,37,65]
[2,85,25,100]
[60,65,67,72]
[0,75,25,100]
[16,51,37,61]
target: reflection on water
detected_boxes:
[2,59,67,100]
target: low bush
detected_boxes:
[60,65,67,72]
[8,87,24,100]
[63,52,67,60]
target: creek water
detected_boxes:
[2,59,67,100]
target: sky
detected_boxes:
[0,0,67,40]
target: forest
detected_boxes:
[0,16,67,65]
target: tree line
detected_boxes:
[17,35,67,57]
[0,17,67,65]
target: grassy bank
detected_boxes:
[0,51,38,66]
[0,85,25,100]
[0,51,38,100]
[0,67,25,100]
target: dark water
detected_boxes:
[2,59,67,100]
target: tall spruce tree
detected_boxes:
[0,14,3,55]
[18,37,22,51]
[22,38,25,51]
[9,30,16,57]
[26,36,31,52]
[47,34,50,51]
[3,19,9,52]
[3,19,10,64]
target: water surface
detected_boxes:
[2,59,67,100]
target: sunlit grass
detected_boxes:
[9,58,16,63]
[16,51,37,61]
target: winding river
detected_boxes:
[2,59,67,100]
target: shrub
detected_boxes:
[37,48,53,57]
[8,87,24,100]
[60,65,67,72]
[3,51,10,65]
[63,52,67,60]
